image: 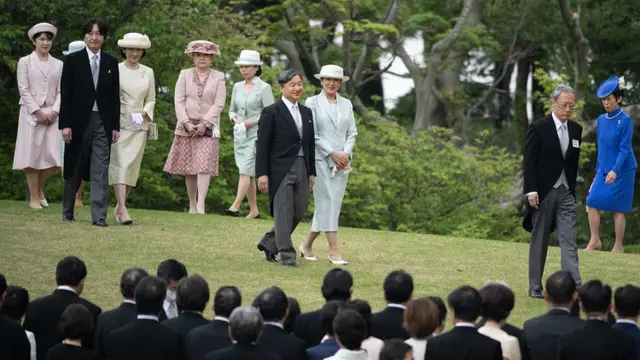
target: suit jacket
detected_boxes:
[255,99,317,215]
[58,48,120,179]
[424,326,502,360]
[307,338,340,360]
[162,312,209,339]
[294,309,324,348]
[522,309,585,360]
[522,115,582,232]
[477,319,530,360]
[204,343,281,360]
[185,319,230,360]
[0,315,31,360]
[17,52,63,114]
[256,324,307,360]
[558,319,637,360]
[23,289,102,360]
[228,77,275,139]
[614,322,640,360]
[173,68,226,137]
[45,343,94,360]
[370,306,409,340]
[94,302,137,359]
[105,319,184,360]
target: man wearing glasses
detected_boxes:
[523,84,583,299]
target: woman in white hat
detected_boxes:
[225,50,275,218]
[299,65,357,264]
[108,33,156,224]
[164,40,226,214]
[13,22,63,209]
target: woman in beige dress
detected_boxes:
[108,33,156,225]
[163,40,226,214]
[13,23,63,209]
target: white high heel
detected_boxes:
[299,245,318,261]
[40,199,49,207]
[328,256,348,265]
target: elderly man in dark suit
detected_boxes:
[371,270,413,340]
[255,69,316,267]
[613,285,640,360]
[94,267,148,360]
[59,18,120,226]
[523,84,583,299]
[162,275,210,338]
[0,273,31,360]
[23,256,102,360]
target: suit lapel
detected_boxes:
[317,92,338,128]
[546,115,564,158]
[277,100,301,140]
[30,52,49,76]
[301,104,312,139]
[80,51,97,95]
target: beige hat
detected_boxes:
[184,40,220,56]
[117,33,151,49]
[234,50,263,65]
[314,64,349,82]
[28,23,57,41]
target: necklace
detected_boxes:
[605,109,622,119]
[124,62,139,70]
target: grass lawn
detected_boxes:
[1,199,638,327]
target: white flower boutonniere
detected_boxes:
[619,76,625,89]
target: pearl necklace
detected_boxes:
[124,62,139,70]
[605,108,622,119]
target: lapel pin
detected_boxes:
[618,119,621,125]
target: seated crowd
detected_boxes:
[0,256,639,360]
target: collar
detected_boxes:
[321,335,335,343]
[332,349,367,359]
[264,321,284,329]
[321,91,340,103]
[551,112,568,130]
[214,316,230,323]
[587,315,608,322]
[281,96,298,108]
[137,314,159,321]
[86,47,101,60]
[245,76,259,85]
[387,303,407,310]
[56,286,77,294]
[182,310,204,316]
[455,322,476,328]
[607,108,623,118]
[123,299,136,305]
[616,319,638,325]
[550,307,571,313]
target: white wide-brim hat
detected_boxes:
[185,40,220,56]
[118,33,151,49]
[63,40,86,55]
[28,23,57,41]
[314,64,349,82]
[234,50,263,65]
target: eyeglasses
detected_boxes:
[555,102,576,110]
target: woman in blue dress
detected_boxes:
[585,75,637,253]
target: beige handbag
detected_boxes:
[147,122,158,141]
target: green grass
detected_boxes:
[1,200,638,327]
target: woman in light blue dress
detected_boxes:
[299,65,357,265]
[226,50,275,218]
[585,75,637,253]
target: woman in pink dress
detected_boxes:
[13,23,63,209]
[164,40,226,214]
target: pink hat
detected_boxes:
[184,40,220,56]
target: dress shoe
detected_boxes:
[40,199,49,207]
[257,244,278,262]
[328,256,348,265]
[226,209,240,217]
[62,217,75,223]
[282,263,299,268]
[299,244,317,261]
[92,219,108,227]
[529,289,544,299]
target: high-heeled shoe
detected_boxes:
[225,209,240,217]
[299,244,317,261]
[328,256,348,265]
[40,199,49,207]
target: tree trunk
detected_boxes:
[531,59,547,120]
[515,58,530,151]
[557,0,590,100]
[494,62,515,129]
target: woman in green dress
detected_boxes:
[226,50,274,218]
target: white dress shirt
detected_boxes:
[387,303,407,310]
[56,285,77,294]
[86,47,101,111]
[264,321,284,329]
[137,314,159,321]
[281,96,304,156]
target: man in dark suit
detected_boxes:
[157,259,188,321]
[557,280,637,360]
[59,19,120,226]
[256,69,316,267]
[523,84,583,298]
[254,287,307,360]
[23,256,101,360]
[371,270,413,340]
[0,273,31,360]
[613,285,640,359]
[94,267,148,359]
[306,301,342,360]
[163,275,210,338]
[105,276,184,360]
[186,286,242,360]
[424,286,502,360]
[294,268,353,348]
[204,306,281,360]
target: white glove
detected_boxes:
[331,165,353,178]
[233,122,247,138]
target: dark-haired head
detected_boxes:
[135,276,167,316]
[380,339,413,360]
[545,271,578,308]
[256,66,263,77]
[82,19,106,53]
[213,285,242,318]
[120,48,146,60]
[177,275,210,312]
[278,69,302,87]
[157,259,187,291]
[82,19,107,38]
[343,299,373,338]
[322,268,353,302]
[32,32,54,42]
[614,285,640,319]
[59,304,94,342]
[447,285,482,323]
[383,270,413,304]
[1,286,29,321]
[56,256,87,293]
[579,280,612,315]
[320,300,343,337]
[253,287,288,322]
[284,297,300,333]
[479,282,515,323]
[428,296,447,333]
[120,267,148,299]
[333,309,367,350]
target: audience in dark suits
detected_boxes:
[285,297,300,334]
[324,309,368,360]
[613,285,640,360]
[254,287,307,360]
[0,273,31,360]
[157,259,188,321]
[204,306,281,360]
[162,275,210,338]
[94,267,148,360]
[342,299,384,359]
[428,296,447,336]
[371,270,413,340]
[1,285,35,360]
[557,280,637,360]
[23,256,102,360]
[295,269,353,348]
[424,285,503,360]
[105,276,184,360]
[45,304,95,360]
[306,301,342,360]
[186,286,241,360]
[379,339,413,360]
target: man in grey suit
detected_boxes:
[59,19,120,226]
[255,70,316,267]
[522,85,582,298]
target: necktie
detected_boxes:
[292,105,302,137]
[560,123,569,157]
[91,55,99,88]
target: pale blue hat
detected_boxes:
[63,40,86,55]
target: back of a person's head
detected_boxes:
[343,299,373,338]
[284,297,300,333]
[333,309,367,350]
[177,275,210,312]
[0,273,6,301]
[135,276,167,316]
[253,286,288,322]
[229,306,264,344]
[120,267,149,299]
[404,297,440,340]
[383,270,413,304]
[428,296,447,330]
[447,285,482,322]
[56,256,87,287]
[214,285,242,318]
[320,300,343,336]
[156,259,188,283]
[1,286,29,321]
[379,339,413,360]
[479,282,515,323]
[614,284,640,318]
[322,269,353,302]
[545,271,577,306]
[58,303,94,341]
[579,280,612,314]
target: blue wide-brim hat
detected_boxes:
[596,75,624,99]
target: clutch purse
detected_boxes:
[147,122,158,141]
[189,119,213,137]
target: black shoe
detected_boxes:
[92,219,108,227]
[226,209,240,217]
[282,263,299,268]
[257,244,278,262]
[62,217,75,223]
[529,289,544,299]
